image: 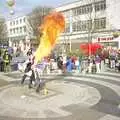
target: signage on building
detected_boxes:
[97,37,114,42]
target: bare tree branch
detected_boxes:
[0,17,7,43]
[27,6,53,42]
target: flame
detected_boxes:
[34,12,65,63]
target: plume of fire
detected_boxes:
[34,12,65,64]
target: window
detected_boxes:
[10,29,12,34]
[77,7,82,15]
[73,4,92,16]
[71,20,93,32]
[77,21,82,31]
[10,22,12,26]
[16,20,18,25]
[13,21,15,25]
[16,28,18,33]
[24,26,26,32]
[87,20,92,30]
[18,28,20,33]
[20,27,22,32]
[13,28,15,33]
[100,18,106,29]
[95,1,106,11]
[72,8,77,16]
[101,1,106,10]
[95,19,100,29]
[87,4,92,13]
[81,21,88,31]
[23,18,26,22]
[72,20,92,32]
[20,19,22,23]
[72,22,77,32]
[66,23,70,33]
[95,17,106,29]
[83,6,87,14]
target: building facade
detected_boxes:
[55,0,120,51]
[6,16,34,51]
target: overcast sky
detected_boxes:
[0,0,76,20]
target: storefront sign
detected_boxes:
[97,37,114,42]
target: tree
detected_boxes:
[0,17,7,44]
[27,6,53,44]
[113,31,120,38]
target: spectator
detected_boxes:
[3,50,12,72]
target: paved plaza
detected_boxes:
[0,70,120,120]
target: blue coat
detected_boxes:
[66,59,72,72]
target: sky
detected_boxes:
[0,0,76,20]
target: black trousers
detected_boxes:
[21,70,35,88]
[21,62,35,88]
[0,61,4,72]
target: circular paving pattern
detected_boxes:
[0,80,101,119]
[0,70,120,120]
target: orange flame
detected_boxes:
[34,12,65,63]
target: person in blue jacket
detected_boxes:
[66,57,72,73]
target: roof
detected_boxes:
[55,0,82,8]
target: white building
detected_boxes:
[6,15,33,51]
[55,0,120,50]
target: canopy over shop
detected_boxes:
[80,43,103,56]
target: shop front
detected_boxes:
[97,36,120,49]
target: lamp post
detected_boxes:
[88,0,96,57]
[69,9,72,53]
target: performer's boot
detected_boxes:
[28,77,33,89]
[36,84,40,93]
[28,70,35,89]
[28,84,32,89]
[36,79,41,93]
